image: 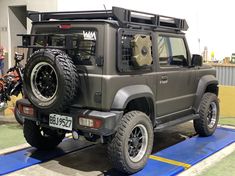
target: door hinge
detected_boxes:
[96,56,104,67]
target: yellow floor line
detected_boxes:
[149,155,191,170]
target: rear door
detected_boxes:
[155,33,197,117]
[32,23,104,109]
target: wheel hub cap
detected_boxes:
[128,124,148,163]
[132,137,139,147]
[207,101,217,128]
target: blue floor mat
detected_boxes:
[134,127,235,176]
[0,139,93,175]
[0,127,234,176]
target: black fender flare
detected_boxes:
[111,85,156,124]
[193,75,218,112]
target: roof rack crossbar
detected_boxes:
[28,7,188,31]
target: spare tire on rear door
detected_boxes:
[24,49,78,113]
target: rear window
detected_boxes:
[34,29,97,65]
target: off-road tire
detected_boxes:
[107,111,153,174]
[24,49,78,113]
[194,93,219,136]
[23,119,65,150]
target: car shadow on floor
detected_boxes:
[37,122,196,176]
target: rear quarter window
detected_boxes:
[34,29,97,65]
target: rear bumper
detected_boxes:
[16,99,123,136]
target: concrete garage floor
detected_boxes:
[7,122,196,176]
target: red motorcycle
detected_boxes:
[0,53,24,124]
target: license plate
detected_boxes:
[49,114,73,131]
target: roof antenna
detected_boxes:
[103,4,111,20]
[103,4,107,12]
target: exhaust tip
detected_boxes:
[72,131,79,140]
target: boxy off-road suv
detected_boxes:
[16,7,219,174]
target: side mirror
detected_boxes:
[192,54,202,67]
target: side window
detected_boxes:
[158,36,170,66]
[158,36,188,67]
[169,37,187,66]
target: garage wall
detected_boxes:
[219,86,235,117]
[0,0,58,69]
[26,0,57,33]
[212,64,235,86]
[8,6,27,69]
[0,0,26,70]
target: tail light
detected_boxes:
[78,117,102,129]
[18,104,34,116]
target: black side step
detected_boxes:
[154,114,199,131]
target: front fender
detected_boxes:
[193,75,218,111]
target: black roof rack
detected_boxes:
[28,7,188,31]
